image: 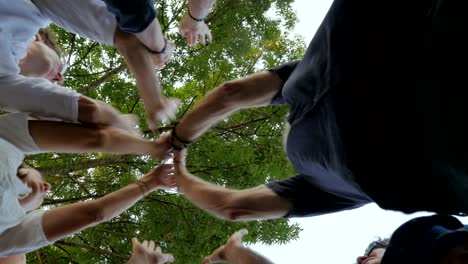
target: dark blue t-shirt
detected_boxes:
[266,60,372,217]
[382,215,468,264]
[266,0,468,217]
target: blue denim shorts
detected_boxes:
[102,0,157,34]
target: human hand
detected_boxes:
[146,98,180,131]
[150,40,176,69]
[116,114,142,137]
[127,238,174,264]
[152,132,173,159]
[202,229,249,264]
[178,14,212,46]
[140,164,176,191]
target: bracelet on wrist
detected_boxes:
[170,123,193,150]
[187,7,205,22]
[144,38,168,54]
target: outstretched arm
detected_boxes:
[41,164,176,242]
[203,229,274,264]
[155,71,283,151]
[114,29,178,128]
[173,150,292,221]
[178,71,282,141]
[28,119,170,159]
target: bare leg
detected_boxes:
[28,120,170,159]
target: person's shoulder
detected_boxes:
[0,137,24,163]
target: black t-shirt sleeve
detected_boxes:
[268,60,301,105]
[266,174,366,218]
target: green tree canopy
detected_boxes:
[26,0,307,263]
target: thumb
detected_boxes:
[131,237,140,251]
[230,229,248,245]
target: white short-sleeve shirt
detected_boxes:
[0,0,116,122]
[0,114,52,256]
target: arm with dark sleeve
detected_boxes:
[266,174,367,217]
[268,60,300,105]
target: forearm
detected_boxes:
[176,71,283,142]
[29,121,157,156]
[92,180,153,222]
[115,29,163,112]
[43,181,153,242]
[177,171,291,221]
[187,0,216,19]
[177,171,234,219]
[224,245,274,264]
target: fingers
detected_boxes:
[147,98,181,129]
[118,114,142,137]
[147,240,155,251]
[161,253,174,263]
[189,32,196,46]
[199,32,206,45]
[158,163,175,171]
[202,245,225,264]
[206,30,213,44]
[230,229,248,244]
[142,240,149,248]
[131,237,140,250]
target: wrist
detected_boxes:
[170,123,194,150]
[135,178,156,196]
[187,6,205,22]
[144,38,168,54]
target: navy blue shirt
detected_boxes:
[266,0,468,217]
[266,59,372,217]
[382,215,468,264]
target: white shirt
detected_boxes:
[0,210,52,257]
[0,0,50,77]
[0,0,116,121]
[0,138,30,235]
[0,113,54,257]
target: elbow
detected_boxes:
[216,196,252,221]
[85,201,107,225]
[217,207,253,222]
[215,80,245,108]
[222,209,245,221]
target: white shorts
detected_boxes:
[0,210,52,257]
[0,113,40,154]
